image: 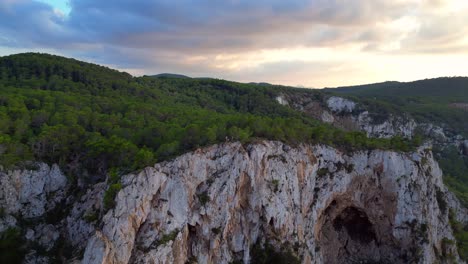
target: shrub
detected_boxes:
[448,209,468,261]
[345,163,354,173]
[250,240,300,264]
[271,179,280,192]
[83,211,99,223]
[0,228,25,263]
[103,183,122,211]
[317,168,329,177]
[157,229,179,246]
[436,189,447,213]
[211,227,221,235]
[197,191,210,206]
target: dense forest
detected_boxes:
[0,53,420,184]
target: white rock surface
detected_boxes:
[355,111,417,139]
[320,111,334,123]
[275,95,289,106]
[82,141,463,264]
[327,96,356,113]
[66,182,106,247]
[0,142,464,263]
[0,163,67,219]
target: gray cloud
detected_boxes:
[1,0,467,82]
[0,0,414,50]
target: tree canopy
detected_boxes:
[0,53,420,182]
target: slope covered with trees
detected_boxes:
[0,53,419,184]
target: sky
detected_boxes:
[1,0,468,87]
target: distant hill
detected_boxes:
[0,52,132,82]
[327,77,468,103]
[327,77,468,136]
[150,73,191,79]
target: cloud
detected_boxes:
[399,12,468,54]
[1,0,468,86]
[0,0,415,50]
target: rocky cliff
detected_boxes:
[2,141,463,263]
[276,94,466,145]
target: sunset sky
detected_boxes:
[1,0,468,87]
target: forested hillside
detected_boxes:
[327,77,468,137]
[0,53,417,183]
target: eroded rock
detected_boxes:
[81,141,463,264]
[0,141,465,263]
[327,96,356,113]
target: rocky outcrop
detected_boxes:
[354,111,417,139]
[277,93,467,145]
[277,93,413,138]
[275,95,289,106]
[0,163,106,263]
[327,96,356,113]
[0,141,465,263]
[0,163,69,263]
[0,163,67,226]
[81,141,463,264]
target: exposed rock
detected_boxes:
[320,111,334,123]
[280,93,418,139]
[0,163,70,262]
[34,224,60,251]
[0,163,67,219]
[275,95,289,106]
[82,231,112,264]
[25,228,35,240]
[65,182,106,247]
[0,141,465,263]
[327,96,356,113]
[446,190,468,223]
[355,111,417,139]
[278,92,465,146]
[421,124,448,142]
[0,214,17,233]
[82,141,463,264]
[23,251,49,264]
[461,140,468,155]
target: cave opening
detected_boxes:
[317,201,407,264]
[332,207,376,244]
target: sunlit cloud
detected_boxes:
[1,0,468,87]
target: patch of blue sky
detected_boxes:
[36,0,71,15]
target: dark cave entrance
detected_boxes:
[332,207,376,244]
[317,201,408,264]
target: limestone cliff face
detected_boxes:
[0,163,67,221]
[0,163,70,262]
[1,141,465,263]
[79,141,464,264]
